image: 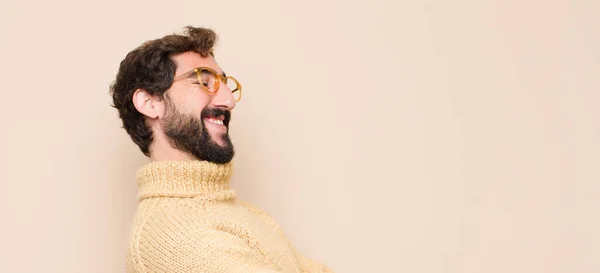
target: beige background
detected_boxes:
[1,0,599,272]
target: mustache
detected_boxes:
[201,107,231,127]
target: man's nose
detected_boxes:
[210,82,236,110]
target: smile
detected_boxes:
[201,108,231,128]
[204,117,225,126]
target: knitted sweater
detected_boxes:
[126,160,333,273]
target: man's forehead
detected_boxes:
[173,51,223,75]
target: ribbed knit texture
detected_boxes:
[126,160,333,273]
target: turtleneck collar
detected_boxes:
[136,160,233,200]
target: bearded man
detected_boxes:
[109,26,333,273]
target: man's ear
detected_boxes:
[132,89,165,119]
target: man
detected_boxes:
[109,26,334,273]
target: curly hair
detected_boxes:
[109,26,217,156]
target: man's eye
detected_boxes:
[193,81,210,87]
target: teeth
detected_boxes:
[207,118,224,125]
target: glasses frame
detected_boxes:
[173,66,242,102]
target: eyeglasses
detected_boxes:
[173,66,242,102]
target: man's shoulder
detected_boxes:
[129,198,285,244]
[130,198,215,229]
[130,198,270,235]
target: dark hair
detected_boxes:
[109,26,217,156]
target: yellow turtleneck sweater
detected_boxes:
[126,160,333,273]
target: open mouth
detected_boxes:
[201,108,231,128]
[204,116,225,126]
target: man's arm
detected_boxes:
[240,201,335,273]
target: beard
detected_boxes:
[161,96,235,164]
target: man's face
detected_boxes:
[161,52,237,163]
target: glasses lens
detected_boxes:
[226,77,242,101]
[197,68,217,92]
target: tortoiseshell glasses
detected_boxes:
[173,67,242,102]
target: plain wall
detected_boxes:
[1,0,599,272]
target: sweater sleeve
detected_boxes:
[240,202,335,273]
[130,216,283,273]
